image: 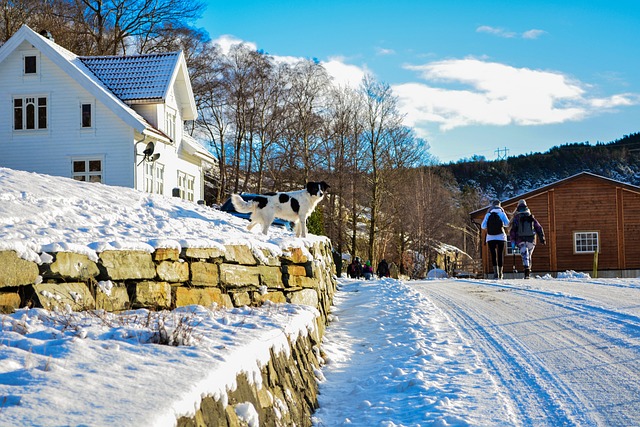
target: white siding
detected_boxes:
[0,41,134,187]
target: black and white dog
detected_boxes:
[231,181,329,237]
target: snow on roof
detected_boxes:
[80,52,180,101]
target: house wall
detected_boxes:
[0,40,134,187]
[473,174,640,276]
[130,87,204,201]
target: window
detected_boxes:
[81,103,92,128]
[177,171,195,202]
[574,231,599,253]
[14,96,47,130]
[24,55,37,74]
[72,159,102,183]
[144,162,164,195]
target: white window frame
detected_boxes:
[144,162,165,195]
[23,52,39,75]
[13,95,48,131]
[177,171,195,202]
[71,157,103,183]
[165,109,176,141]
[574,231,599,254]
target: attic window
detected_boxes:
[24,55,37,74]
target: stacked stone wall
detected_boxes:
[0,239,336,328]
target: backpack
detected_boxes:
[517,215,535,237]
[486,211,504,235]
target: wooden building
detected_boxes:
[470,172,640,278]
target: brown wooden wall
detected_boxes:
[472,174,640,275]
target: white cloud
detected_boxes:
[394,58,639,133]
[376,47,396,56]
[476,25,516,38]
[212,34,257,54]
[476,25,546,39]
[321,57,369,88]
[522,29,547,39]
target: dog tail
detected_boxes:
[231,194,255,213]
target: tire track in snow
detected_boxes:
[413,278,640,427]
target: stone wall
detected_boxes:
[177,331,321,427]
[0,239,337,330]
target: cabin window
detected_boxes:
[177,171,195,202]
[24,55,37,74]
[13,96,47,130]
[72,159,102,183]
[506,236,517,255]
[574,231,599,254]
[144,162,164,195]
[81,103,92,128]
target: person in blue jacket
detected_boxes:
[481,199,510,279]
[509,199,546,279]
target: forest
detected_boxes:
[2,1,639,278]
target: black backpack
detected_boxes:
[517,215,535,237]
[486,211,503,235]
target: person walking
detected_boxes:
[363,260,374,280]
[481,199,510,279]
[376,259,390,278]
[509,199,546,279]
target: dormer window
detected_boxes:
[24,55,37,75]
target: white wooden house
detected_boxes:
[0,25,216,202]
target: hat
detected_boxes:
[517,199,529,213]
[491,199,501,207]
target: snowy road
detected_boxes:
[413,278,640,427]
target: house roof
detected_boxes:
[470,171,640,218]
[79,53,181,102]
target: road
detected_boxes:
[412,278,640,427]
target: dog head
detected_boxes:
[306,181,330,198]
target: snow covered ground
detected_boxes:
[2,167,639,426]
[314,276,640,427]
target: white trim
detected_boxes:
[573,231,599,254]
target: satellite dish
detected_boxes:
[143,141,155,156]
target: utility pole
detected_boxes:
[495,147,509,160]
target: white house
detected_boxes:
[0,25,216,202]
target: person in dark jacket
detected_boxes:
[509,199,546,279]
[347,257,363,279]
[376,259,390,278]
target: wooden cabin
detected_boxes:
[470,172,640,278]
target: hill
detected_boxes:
[442,132,640,200]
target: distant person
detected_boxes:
[363,260,374,280]
[376,259,390,278]
[510,199,546,279]
[347,257,363,279]
[332,249,343,277]
[481,199,510,279]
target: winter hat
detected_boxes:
[491,199,501,207]
[517,199,530,213]
[366,260,371,266]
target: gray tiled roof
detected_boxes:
[79,52,180,101]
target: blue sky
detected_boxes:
[198,0,640,163]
